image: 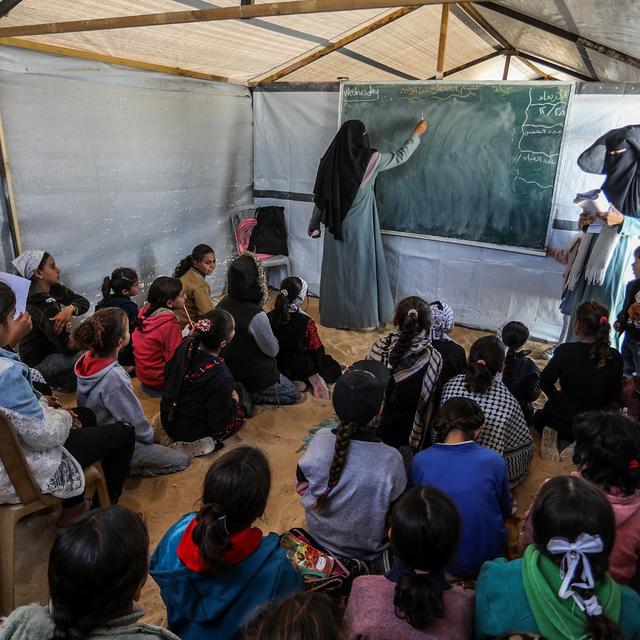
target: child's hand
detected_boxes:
[9,311,32,345]
[231,390,240,402]
[67,409,82,429]
[45,395,61,408]
[51,306,74,335]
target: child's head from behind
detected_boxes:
[147,276,185,310]
[49,506,148,638]
[573,411,640,496]
[193,309,235,352]
[432,397,485,442]
[271,276,306,328]
[393,296,431,333]
[243,592,342,640]
[429,301,454,340]
[501,321,529,351]
[391,486,461,629]
[193,446,270,567]
[72,308,129,358]
[174,244,216,279]
[575,300,611,368]
[465,335,505,393]
[102,267,139,299]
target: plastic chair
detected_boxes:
[0,412,110,614]
[230,204,291,277]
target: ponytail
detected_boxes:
[465,336,505,394]
[101,276,113,299]
[315,421,351,510]
[173,255,193,279]
[389,296,431,370]
[191,503,230,567]
[394,573,445,629]
[575,301,612,369]
[270,277,303,328]
[500,321,529,377]
[101,268,138,298]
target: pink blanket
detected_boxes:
[235,217,272,261]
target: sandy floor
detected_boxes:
[13,296,571,625]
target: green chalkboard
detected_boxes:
[340,82,572,253]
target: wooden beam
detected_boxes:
[0,37,238,84]
[0,111,22,256]
[502,52,510,80]
[458,2,549,78]
[0,0,490,38]
[435,3,450,79]
[516,51,595,81]
[255,7,418,84]
[480,1,640,70]
[426,48,503,79]
[0,0,25,19]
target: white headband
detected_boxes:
[12,250,45,280]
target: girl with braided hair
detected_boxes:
[151,446,302,640]
[409,397,512,579]
[161,309,246,445]
[73,308,189,477]
[367,297,442,451]
[0,506,180,640]
[296,360,406,563]
[535,301,623,454]
[268,276,341,399]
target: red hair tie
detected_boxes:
[630,459,639,470]
[477,359,486,366]
[599,316,608,325]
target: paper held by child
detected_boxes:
[574,189,611,234]
[0,271,30,317]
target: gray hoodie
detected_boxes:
[0,604,179,639]
[75,355,153,444]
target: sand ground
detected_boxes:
[13,296,571,625]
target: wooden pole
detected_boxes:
[502,53,510,80]
[0,112,22,256]
[516,51,595,81]
[0,0,490,38]
[0,38,236,84]
[426,49,503,79]
[480,2,640,70]
[255,7,418,83]
[435,3,450,79]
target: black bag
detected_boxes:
[248,206,288,256]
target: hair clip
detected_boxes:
[280,289,289,297]
[477,359,486,366]
[216,514,229,536]
[195,319,213,332]
[407,308,418,318]
[630,459,639,470]
[599,316,608,325]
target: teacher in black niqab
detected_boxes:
[312,120,376,241]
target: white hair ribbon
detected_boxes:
[547,533,604,616]
[407,308,418,318]
[288,278,308,313]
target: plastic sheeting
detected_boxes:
[253,84,640,341]
[0,47,252,305]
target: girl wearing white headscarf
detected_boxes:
[12,250,89,391]
[268,276,341,399]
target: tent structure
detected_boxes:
[0,1,639,341]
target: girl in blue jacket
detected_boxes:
[150,446,303,640]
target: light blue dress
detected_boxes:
[566,215,640,342]
[310,134,421,329]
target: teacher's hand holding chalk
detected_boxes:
[413,118,428,137]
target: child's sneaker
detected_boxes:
[540,426,560,461]
[169,437,218,459]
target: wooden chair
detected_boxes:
[0,412,110,615]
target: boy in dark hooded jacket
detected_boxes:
[217,253,300,405]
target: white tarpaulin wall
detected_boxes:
[0,47,252,306]
[254,84,640,342]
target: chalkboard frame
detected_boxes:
[338,80,575,256]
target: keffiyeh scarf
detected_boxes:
[430,302,454,342]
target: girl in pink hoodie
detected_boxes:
[133,277,186,396]
[571,411,640,585]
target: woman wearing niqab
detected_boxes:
[563,124,640,340]
[309,118,427,329]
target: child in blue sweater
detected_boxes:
[73,308,189,477]
[409,397,512,579]
[151,446,303,640]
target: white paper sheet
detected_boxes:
[0,271,30,317]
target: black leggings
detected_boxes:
[62,421,135,508]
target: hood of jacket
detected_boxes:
[608,488,640,526]
[136,305,178,334]
[225,253,268,306]
[75,351,120,394]
[150,513,285,626]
